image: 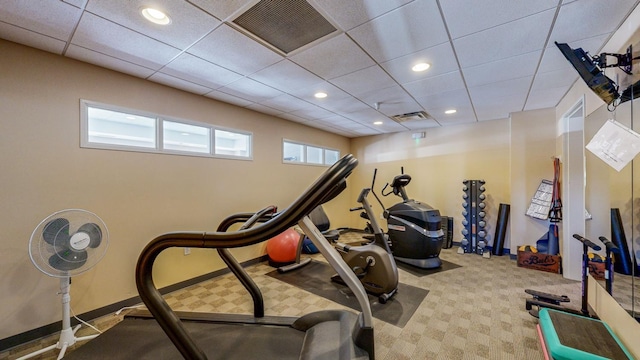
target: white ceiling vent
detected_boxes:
[232,0,337,54]
[390,111,432,123]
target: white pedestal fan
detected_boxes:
[18,209,109,360]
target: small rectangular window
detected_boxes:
[283,141,305,163]
[306,146,323,164]
[215,129,252,158]
[81,100,252,161]
[324,149,339,165]
[283,139,339,166]
[163,120,210,154]
[86,106,156,148]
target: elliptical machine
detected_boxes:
[374,168,445,269]
[332,170,399,303]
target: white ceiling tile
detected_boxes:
[248,60,324,92]
[404,71,465,99]
[531,68,577,91]
[462,51,541,87]
[435,116,477,126]
[260,94,313,113]
[286,102,336,120]
[246,103,285,116]
[380,42,459,84]
[147,72,212,95]
[336,120,377,131]
[318,97,372,115]
[353,128,383,136]
[524,85,572,110]
[431,105,477,125]
[414,88,473,116]
[85,0,221,49]
[0,1,81,41]
[65,45,156,78]
[348,0,449,62]
[278,113,311,124]
[550,0,636,44]
[342,108,388,125]
[303,121,341,133]
[188,24,283,76]
[71,13,181,70]
[469,76,533,119]
[454,9,555,68]
[469,76,533,102]
[0,23,66,54]
[217,77,284,102]
[315,0,413,31]
[355,85,422,116]
[160,53,243,89]
[290,33,375,79]
[440,0,559,39]
[369,120,409,132]
[288,81,351,104]
[187,0,254,21]
[330,65,397,97]
[204,90,255,107]
[319,115,352,125]
[62,0,85,8]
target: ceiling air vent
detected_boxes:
[232,0,337,54]
[390,111,432,123]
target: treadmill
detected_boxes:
[64,154,375,360]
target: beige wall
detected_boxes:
[509,108,557,253]
[348,119,512,247]
[0,40,351,340]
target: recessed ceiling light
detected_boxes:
[314,92,328,99]
[445,109,457,114]
[373,121,383,125]
[412,62,430,72]
[141,8,171,25]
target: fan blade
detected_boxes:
[42,218,70,246]
[48,247,87,271]
[77,223,102,248]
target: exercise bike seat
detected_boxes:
[309,205,340,242]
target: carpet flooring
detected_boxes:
[3,232,585,360]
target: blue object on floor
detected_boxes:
[537,224,559,255]
[301,237,319,254]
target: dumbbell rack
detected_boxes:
[459,179,489,257]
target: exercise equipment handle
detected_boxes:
[572,234,601,251]
[598,236,620,254]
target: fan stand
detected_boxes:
[17,277,99,360]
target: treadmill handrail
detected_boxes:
[135,154,361,360]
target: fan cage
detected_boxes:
[29,209,109,278]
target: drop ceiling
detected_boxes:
[1,0,638,137]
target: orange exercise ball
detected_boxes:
[266,228,301,266]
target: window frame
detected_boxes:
[80,100,253,160]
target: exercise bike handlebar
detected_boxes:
[572,234,602,251]
[598,236,620,254]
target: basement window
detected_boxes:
[283,140,339,166]
[81,100,252,160]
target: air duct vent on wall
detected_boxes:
[390,111,432,123]
[232,0,337,54]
